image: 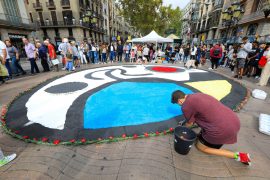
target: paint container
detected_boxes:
[174,126,197,155]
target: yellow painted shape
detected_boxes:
[185,80,232,101]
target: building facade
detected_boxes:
[181,1,192,43]
[219,0,270,44]
[182,0,270,45]
[26,0,108,45]
[0,0,36,48]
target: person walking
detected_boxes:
[183,44,190,66]
[171,90,251,165]
[0,40,12,79]
[36,42,50,72]
[210,43,222,70]
[44,40,59,71]
[234,36,252,79]
[23,38,40,75]
[5,40,26,76]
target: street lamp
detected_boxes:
[222,0,244,43]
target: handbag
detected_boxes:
[0,63,9,77]
[51,59,60,65]
[258,56,267,68]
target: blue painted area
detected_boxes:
[84,82,193,129]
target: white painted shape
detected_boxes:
[26,66,207,130]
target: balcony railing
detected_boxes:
[33,2,43,10]
[61,0,70,8]
[37,20,105,33]
[46,1,56,9]
[239,11,265,24]
[0,13,36,30]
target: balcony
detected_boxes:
[33,2,43,10]
[61,0,70,8]
[36,20,106,31]
[46,1,56,9]
[239,11,265,24]
[0,13,36,30]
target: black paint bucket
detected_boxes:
[174,126,197,155]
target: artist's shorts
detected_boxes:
[236,58,246,68]
[248,59,257,67]
[198,134,223,149]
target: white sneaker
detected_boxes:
[255,76,260,79]
[62,67,66,71]
[208,68,213,70]
[0,154,16,167]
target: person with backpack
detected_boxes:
[5,40,26,76]
[210,43,222,70]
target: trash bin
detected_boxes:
[174,126,197,155]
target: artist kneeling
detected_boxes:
[171,90,251,165]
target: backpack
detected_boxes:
[213,48,221,56]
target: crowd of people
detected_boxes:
[0,36,269,86]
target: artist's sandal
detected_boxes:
[0,154,16,167]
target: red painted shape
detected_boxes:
[151,66,178,73]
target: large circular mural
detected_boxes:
[3,65,248,145]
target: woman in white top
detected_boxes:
[78,42,87,64]
[259,46,270,86]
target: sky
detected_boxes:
[163,0,190,9]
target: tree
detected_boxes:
[118,0,182,36]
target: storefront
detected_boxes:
[8,33,28,58]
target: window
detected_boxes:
[247,24,258,36]
[68,27,73,37]
[2,0,20,24]
[29,13,33,23]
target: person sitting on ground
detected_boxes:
[171,90,251,165]
[0,148,16,167]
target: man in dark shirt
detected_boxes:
[171,90,251,165]
[37,42,50,72]
[117,41,123,62]
[246,41,259,77]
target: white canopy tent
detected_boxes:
[132,30,173,43]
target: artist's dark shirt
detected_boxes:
[182,93,240,145]
[117,45,123,54]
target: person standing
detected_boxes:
[78,42,87,64]
[58,38,72,69]
[117,41,123,63]
[101,43,107,64]
[171,90,251,165]
[210,43,222,70]
[179,45,184,62]
[5,40,26,76]
[109,43,115,63]
[200,45,207,65]
[22,38,40,75]
[183,44,190,66]
[70,41,80,68]
[36,42,50,72]
[143,45,150,62]
[235,37,252,79]
[259,45,270,86]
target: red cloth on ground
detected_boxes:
[182,93,240,145]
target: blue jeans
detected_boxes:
[5,58,12,77]
[183,55,189,63]
[125,53,129,62]
[94,52,98,63]
[110,52,115,61]
[102,53,107,63]
[29,58,40,74]
[11,56,25,74]
[66,61,73,71]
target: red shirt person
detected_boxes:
[210,44,223,70]
[171,90,251,165]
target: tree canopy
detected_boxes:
[118,0,182,36]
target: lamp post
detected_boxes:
[222,0,244,44]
